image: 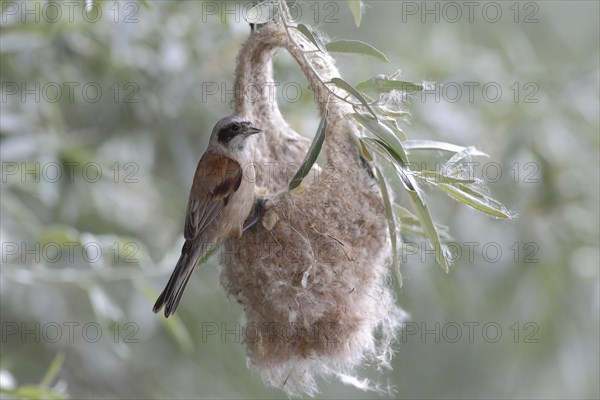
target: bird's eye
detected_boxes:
[232,123,240,131]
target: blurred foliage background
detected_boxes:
[0,1,598,399]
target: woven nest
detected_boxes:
[220,22,406,396]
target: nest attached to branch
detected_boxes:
[220,22,406,396]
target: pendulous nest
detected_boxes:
[219,22,406,396]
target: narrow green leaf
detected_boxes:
[400,222,453,243]
[39,353,65,388]
[454,183,492,200]
[348,0,363,27]
[356,76,423,93]
[289,109,328,190]
[295,24,325,52]
[349,112,408,162]
[435,183,512,218]
[415,170,476,185]
[195,244,219,265]
[395,204,422,226]
[363,137,416,192]
[325,40,389,62]
[358,138,373,161]
[329,78,377,118]
[407,191,450,272]
[375,168,402,287]
[394,204,452,241]
[376,105,411,119]
[246,1,279,24]
[403,140,486,154]
[441,147,489,180]
[371,157,449,271]
[1,386,66,400]
[446,146,488,165]
[139,0,151,8]
[380,117,408,141]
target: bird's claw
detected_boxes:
[242,198,268,234]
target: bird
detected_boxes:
[153,115,262,317]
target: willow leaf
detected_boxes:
[39,353,65,388]
[362,137,415,193]
[376,105,412,119]
[375,167,402,287]
[329,78,377,118]
[295,23,325,52]
[446,146,488,165]
[0,386,66,400]
[349,112,408,162]
[407,191,450,272]
[401,225,453,243]
[395,204,452,242]
[435,183,512,218]
[348,0,363,26]
[325,40,389,62]
[403,140,486,154]
[289,109,328,190]
[356,76,423,93]
[415,170,476,185]
[358,138,373,161]
[381,117,408,141]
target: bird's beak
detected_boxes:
[245,126,263,136]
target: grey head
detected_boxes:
[209,115,262,152]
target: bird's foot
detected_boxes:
[242,198,268,234]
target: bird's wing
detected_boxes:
[184,153,243,240]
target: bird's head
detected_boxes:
[209,115,262,153]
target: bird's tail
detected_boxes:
[153,240,215,317]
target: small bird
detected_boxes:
[153,115,262,317]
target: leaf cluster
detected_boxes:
[254,0,512,284]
